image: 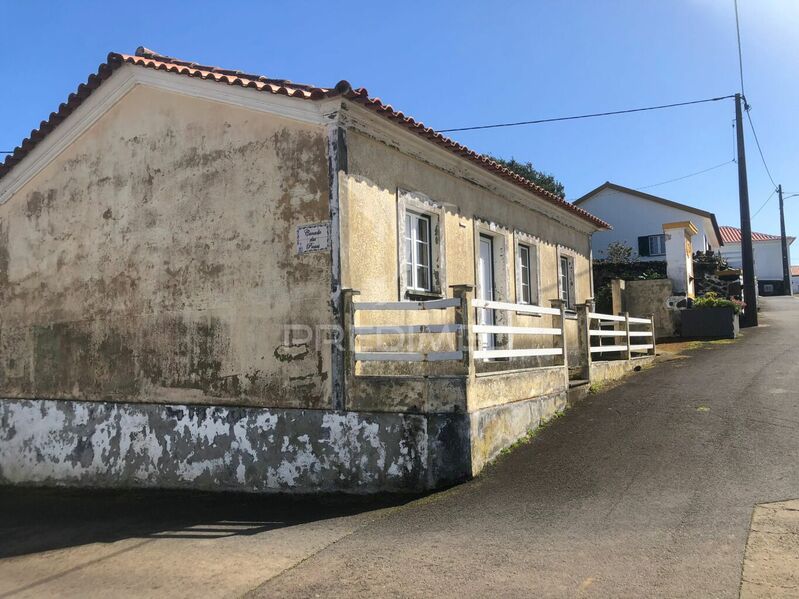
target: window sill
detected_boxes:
[405,290,444,301]
[515,303,542,318]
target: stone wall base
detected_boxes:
[590,355,655,385]
[469,391,568,474]
[0,393,572,493]
[0,399,471,494]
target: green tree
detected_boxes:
[488,156,565,198]
[603,241,635,263]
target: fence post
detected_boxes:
[624,311,632,361]
[341,288,361,410]
[450,284,475,378]
[648,312,657,356]
[611,279,626,314]
[576,303,592,380]
[550,299,568,368]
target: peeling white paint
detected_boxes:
[0,398,449,493]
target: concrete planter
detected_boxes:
[680,306,739,339]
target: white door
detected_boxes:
[478,235,495,350]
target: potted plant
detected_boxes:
[681,292,743,339]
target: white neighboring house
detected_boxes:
[792,266,799,294]
[573,182,723,261]
[719,226,795,296]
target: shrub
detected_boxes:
[692,292,744,314]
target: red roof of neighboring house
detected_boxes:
[0,47,610,230]
[791,265,799,277]
[719,225,795,244]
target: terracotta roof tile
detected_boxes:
[1,48,610,230]
[719,226,787,243]
[791,265,799,277]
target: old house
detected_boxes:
[0,48,614,493]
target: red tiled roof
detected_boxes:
[1,47,610,230]
[719,225,788,243]
[791,265,799,277]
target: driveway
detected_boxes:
[2,298,798,597]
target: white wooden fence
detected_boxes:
[350,296,566,364]
[351,297,464,363]
[588,311,655,357]
[471,299,564,361]
[348,295,655,366]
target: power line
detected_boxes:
[752,188,777,219]
[1,151,13,154]
[745,109,777,188]
[436,95,736,133]
[734,1,785,208]
[637,159,735,190]
[734,0,746,97]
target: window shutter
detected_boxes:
[638,236,650,257]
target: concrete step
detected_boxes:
[567,379,591,407]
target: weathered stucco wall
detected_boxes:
[0,84,335,409]
[340,128,592,410]
[342,131,592,306]
[0,397,471,493]
[624,279,678,339]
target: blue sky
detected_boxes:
[2,1,797,243]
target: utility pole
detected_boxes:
[735,93,758,326]
[778,184,791,295]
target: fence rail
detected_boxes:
[472,298,561,316]
[352,298,461,311]
[354,351,463,362]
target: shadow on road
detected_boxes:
[0,485,419,559]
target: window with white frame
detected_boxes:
[559,254,576,309]
[637,233,668,257]
[516,243,539,305]
[518,245,531,304]
[649,234,666,256]
[397,189,445,299]
[404,211,433,292]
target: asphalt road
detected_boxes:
[1,297,797,598]
[255,297,799,598]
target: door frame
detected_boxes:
[477,233,496,350]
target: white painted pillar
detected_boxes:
[663,221,698,297]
